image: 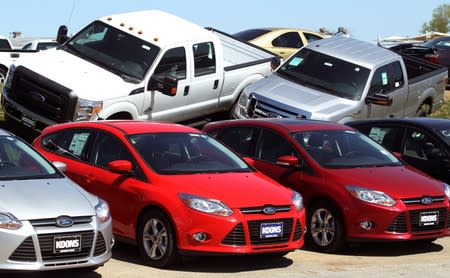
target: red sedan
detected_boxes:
[32,120,305,268]
[203,118,450,252]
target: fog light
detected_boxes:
[360,220,373,230]
[193,232,207,242]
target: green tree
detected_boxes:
[421,3,450,33]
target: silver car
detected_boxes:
[0,129,113,271]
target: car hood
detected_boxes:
[15,48,140,101]
[0,178,96,220]
[246,74,356,120]
[325,166,445,199]
[163,172,295,208]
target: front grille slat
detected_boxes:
[402,196,445,205]
[30,216,93,227]
[292,220,303,241]
[93,232,107,256]
[240,205,291,215]
[9,237,37,262]
[386,212,407,233]
[222,223,245,246]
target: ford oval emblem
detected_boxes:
[56,216,74,227]
[262,206,277,215]
[421,197,433,205]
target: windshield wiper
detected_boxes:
[120,73,141,84]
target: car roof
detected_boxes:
[204,118,352,133]
[42,120,202,136]
[346,117,450,130]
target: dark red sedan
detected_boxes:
[203,118,450,252]
[32,120,305,268]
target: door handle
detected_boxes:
[213,79,219,90]
[183,86,190,96]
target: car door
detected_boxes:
[401,127,450,183]
[364,61,409,118]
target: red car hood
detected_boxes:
[160,172,294,208]
[325,166,445,199]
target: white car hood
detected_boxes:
[17,48,141,101]
[0,178,96,220]
[247,74,356,118]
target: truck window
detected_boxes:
[0,39,12,49]
[153,47,187,79]
[193,42,216,77]
[369,61,404,95]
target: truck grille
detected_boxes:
[248,93,311,119]
[8,66,77,123]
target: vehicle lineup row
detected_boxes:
[1,9,450,274]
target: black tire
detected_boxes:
[0,66,7,84]
[306,200,346,253]
[137,209,180,268]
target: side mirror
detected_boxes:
[148,75,178,96]
[365,93,393,106]
[276,155,300,168]
[243,156,255,166]
[56,25,69,45]
[53,161,67,172]
[107,160,133,174]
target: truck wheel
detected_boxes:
[416,104,429,117]
[0,67,7,84]
[306,200,346,253]
[137,209,180,268]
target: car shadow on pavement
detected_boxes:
[0,269,102,278]
[111,242,293,273]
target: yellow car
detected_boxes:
[234,28,325,60]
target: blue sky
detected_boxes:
[1,0,448,43]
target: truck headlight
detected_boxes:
[0,212,23,230]
[75,98,103,121]
[179,193,233,216]
[95,199,111,224]
[346,185,396,207]
[292,191,304,211]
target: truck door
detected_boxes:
[364,61,408,118]
[144,46,191,122]
[183,41,223,120]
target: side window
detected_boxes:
[258,130,297,163]
[90,132,132,168]
[22,43,32,50]
[154,47,187,79]
[41,129,93,161]
[367,126,401,151]
[304,33,323,43]
[216,127,260,156]
[369,61,404,95]
[193,42,216,77]
[403,128,441,160]
[272,32,303,48]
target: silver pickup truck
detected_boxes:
[232,36,448,123]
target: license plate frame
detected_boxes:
[419,211,439,226]
[260,222,283,239]
[53,235,82,254]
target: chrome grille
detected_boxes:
[30,216,92,227]
[240,205,291,215]
[402,196,446,205]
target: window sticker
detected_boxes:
[69,133,90,156]
[381,72,388,85]
[395,81,401,88]
[368,127,385,144]
[288,57,303,66]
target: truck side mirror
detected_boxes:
[56,25,69,44]
[148,75,178,96]
[365,93,393,106]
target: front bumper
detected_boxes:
[176,207,306,255]
[0,216,113,271]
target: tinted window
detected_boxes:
[90,132,132,168]
[129,132,250,174]
[258,130,297,163]
[37,42,59,50]
[193,42,216,77]
[154,47,187,79]
[272,32,303,48]
[0,39,12,49]
[367,126,402,151]
[233,29,271,41]
[369,61,404,95]
[303,32,323,43]
[216,127,260,156]
[42,129,93,161]
[277,48,370,100]
[403,128,442,160]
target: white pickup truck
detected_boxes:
[1,10,278,132]
[232,36,448,123]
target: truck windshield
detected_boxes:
[64,21,160,82]
[276,48,370,100]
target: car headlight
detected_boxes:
[95,199,111,224]
[4,64,16,90]
[292,191,304,211]
[346,185,396,207]
[179,193,233,216]
[75,98,103,121]
[0,212,23,230]
[444,183,450,200]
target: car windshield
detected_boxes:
[64,20,160,82]
[128,132,252,174]
[233,29,271,41]
[292,130,401,168]
[0,135,60,180]
[276,48,370,100]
